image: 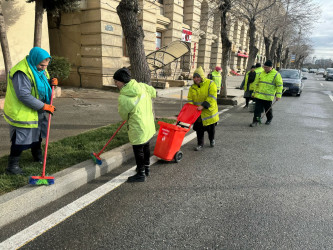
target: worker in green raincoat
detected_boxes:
[188,66,219,151]
[113,67,156,182]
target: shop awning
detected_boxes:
[146,40,191,71]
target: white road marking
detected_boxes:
[320,83,324,86]
[1,108,231,249]
[329,95,333,102]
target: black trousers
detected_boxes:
[193,119,216,146]
[253,98,273,123]
[10,132,42,157]
[132,140,150,171]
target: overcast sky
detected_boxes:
[310,0,333,60]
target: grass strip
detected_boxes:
[0,118,176,195]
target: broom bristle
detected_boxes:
[29,176,55,185]
[91,152,103,165]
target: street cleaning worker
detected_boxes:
[250,60,283,127]
[211,66,222,94]
[240,65,256,108]
[113,67,156,182]
[188,66,219,151]
[3,47,56,175]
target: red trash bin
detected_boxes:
[154,103,201,162]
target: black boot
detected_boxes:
[6,156,24,175]
[128,169,145,182]
[31,148,43,164]
[145,166,150,177]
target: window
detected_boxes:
[156,32,162,50]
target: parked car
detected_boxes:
[301,68,309,72]
[325,68,333,81]
[323,68,333,78]
[280,69,306,96]
[309,68,317,73]
[316,68,325,75]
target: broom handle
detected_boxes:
[260,88,287,120]
[41,85,54,178]
[97,120,127,157]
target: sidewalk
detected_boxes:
[0,76,245,228]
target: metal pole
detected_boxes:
[180,89,183,110]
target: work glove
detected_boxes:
[43,104,56,115]
[50,78,58,87]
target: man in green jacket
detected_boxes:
[211,66,222,94]
[250,60,283,127]
[113,67,156,182]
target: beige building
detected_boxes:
[1,0,266,88]
[0,0,50,81]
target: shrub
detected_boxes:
[48,56,71,81]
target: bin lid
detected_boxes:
[177,103,202,125]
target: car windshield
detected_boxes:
[327,69,333,73]
[280,70,299,79]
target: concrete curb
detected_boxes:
[0,143,133,228]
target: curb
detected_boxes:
[0,143,133,228]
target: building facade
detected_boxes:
[1,0,266,88]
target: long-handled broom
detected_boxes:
[29,81,57,185]
[258,88,287,124]
[91,120,127,165]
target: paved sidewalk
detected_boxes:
[0,76,245,228]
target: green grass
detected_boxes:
[0,118,176,195]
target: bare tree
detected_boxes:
[27,0,80,47]
[117,0,151,84]
[0,0,11,80]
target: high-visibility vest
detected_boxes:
[4,57,41,128]
[188,78,219,126]
[211,70,222,91]
[253,68,283,101]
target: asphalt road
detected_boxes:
[3,72,333,249]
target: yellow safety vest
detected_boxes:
[4,57,42,128]
[211,70,222,92]
[253,68,283,101]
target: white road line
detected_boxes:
[329,95,333,102]
[0,107,232,249]
[320,83,324,86]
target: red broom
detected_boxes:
[91,120,127,165]
[29,80,57,185]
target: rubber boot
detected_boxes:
[128,168,145,182]
[6,156,24,175]
[145,166,150,177]
[31,148,43,164]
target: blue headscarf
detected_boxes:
[27,47,52,104]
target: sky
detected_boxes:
[309,0,333,61]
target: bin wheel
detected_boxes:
[174,151,183,163]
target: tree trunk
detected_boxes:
[247,19,258,72]
[0,0,12,80]
[282,47,289,68]
[34,0,44,47]
[269,36,279,63]
[219,0,232,98]
[117,0,151,84]
[264,36,271,60]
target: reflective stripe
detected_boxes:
[272,72,278,83]
[276,84,283,87]
[193,101,202,105]
[276,92,282,95]
[186,100,193,103]
[4,113,38,125]
[202,111,219,121]
[259,81,275,86]
[133,93,145,106]
[256,92,275,97]
[208,94,217,100]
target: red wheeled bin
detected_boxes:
[154,103,202,162]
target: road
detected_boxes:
[2,72,333,249]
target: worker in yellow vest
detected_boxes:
[3,47,56,175]
[250,60,283,127]
[211,66,222,94]
[188,66,219,151]
[240,65,256,108]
